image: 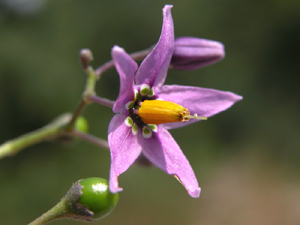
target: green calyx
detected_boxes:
[78,177,119,220]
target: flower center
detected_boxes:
[138,100,207,124]
[124,84,206,138]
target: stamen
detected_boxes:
[183,113,207,122]
[138,100,207,124]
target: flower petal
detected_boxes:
[135,5,174,88]
[157,85,243,129]
[138,125,200,198]
[111,46,138,113]
[108,114,142,193]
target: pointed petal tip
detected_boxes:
[135,3,174,87]
[163,4,173,10]
[227,91,243,103]
[235,94,243,102]
[189,187,201,198]
[112,45,124,54]
[163,5,173,18]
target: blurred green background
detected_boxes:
[1,0,300,224]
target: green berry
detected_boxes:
[78,177,119,220]
[75,116,89,133]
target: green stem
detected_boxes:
[85,66,98,95]
[0,114,72,159]
[65,65,97,132]
[1,50,118,159]
[28,180,96,224]
[64,99,86,132]
[28,198,69,225]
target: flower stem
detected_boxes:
[0,48,120,159]
[72,130,109,149]
[0,114,72,159]
[64,99,87,132]
[94,47,153,78]
[28,198,69,225]
[65,65,97,132]
[88,95,115,108]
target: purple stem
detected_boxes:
[94,47,152,78]
[72,130,109,150]
[88,95,115,108]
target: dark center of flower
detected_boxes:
[128,92,156,128]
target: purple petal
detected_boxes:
[157,85,242,129]
[138,125,200,198]
[108,114,142,193]
[111,46,138,113]
[171,37,225,70]
[135,5,174,88]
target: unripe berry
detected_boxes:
[75,116,89,133]
[78,177,119,220]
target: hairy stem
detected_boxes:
[0,114,72,159]
[28,199,68,225]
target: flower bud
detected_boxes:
[80,49,94,69]
[171,37,225,70]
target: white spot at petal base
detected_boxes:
[132,123,138,135]
[142,126,152,138]
[125,117,133,127]
[148,124,158,132]
[125,101,134,109]
[140,84,150,96]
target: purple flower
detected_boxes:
[171,37,225,70]
[108,5,242,198]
